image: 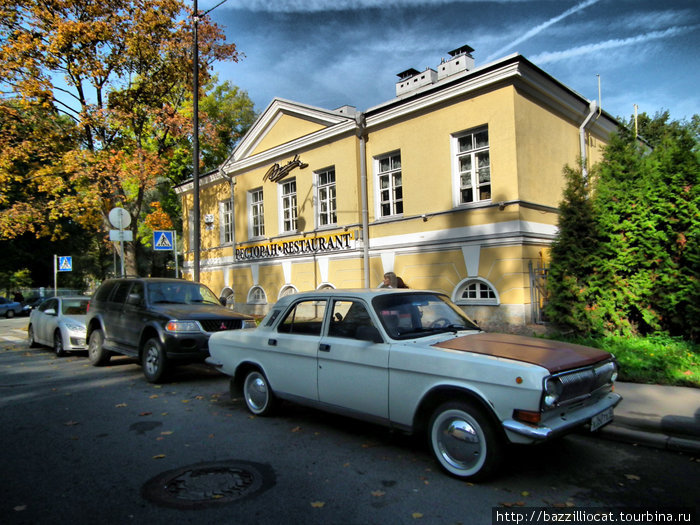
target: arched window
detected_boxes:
[278,285,298,299]
[317,283,335,291]
[247,286,267,305]
[220,286,235,306]
[453,278,499,306]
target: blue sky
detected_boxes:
[203,0,699,122]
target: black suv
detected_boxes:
[85,277,255,382]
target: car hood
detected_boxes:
[151,304,252,320]
[431,333,611,373]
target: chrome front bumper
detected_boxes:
[502,392,622,441]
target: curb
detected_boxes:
[596,424,700,455]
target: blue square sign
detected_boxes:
[58,256,72,272]
[153,231,174,251]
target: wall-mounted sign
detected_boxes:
[236,232,354,261]
[263,154,308,183]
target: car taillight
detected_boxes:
[86,301,91,313]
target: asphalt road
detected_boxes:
[1,316,698,525]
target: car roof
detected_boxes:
[273,288,442,304]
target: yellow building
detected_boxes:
[176,47,618,330]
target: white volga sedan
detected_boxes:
[28,296,89,356]
[207,289,621,480]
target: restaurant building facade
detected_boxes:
[176,47,618,329]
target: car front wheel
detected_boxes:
[88,329,110,366]
[142,338,168,383]
[28,325,39,348]
[54,330,66,357]
[428,401,502,481]
[6,309,15,319]
[242,369,277,416]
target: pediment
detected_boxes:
[226,98,355,166]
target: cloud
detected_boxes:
[531,25,699,64]
[206,0,533,13]
[484,0,601,61]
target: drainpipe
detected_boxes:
[579,100,598,180]
[355,112,370,288]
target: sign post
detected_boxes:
[54,255,72,296]
[108,207,132,277]
[153,230,178,277]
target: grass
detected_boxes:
[552,333,699,388]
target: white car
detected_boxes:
[207,289,621,480]
[28,296,89,356]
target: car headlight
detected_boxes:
[165,320,200,332]
[64,322,86,333]
[543,377,563,407]
[242,320,257,329]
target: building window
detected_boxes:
[279,178,297,233]
[249,188,264,238]
[453,127,490,205]
[453,278,499,306]
[278,285,298,299]
[376,152,403,217]
[247,285,267,305]
[219,200,233,245]
[316,168,336,227]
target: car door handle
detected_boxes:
[319,343,331,352]
[268,338,277,346]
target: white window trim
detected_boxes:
[187,210,195,252]
[219,200,233,246]
[248,188,265,240]
[314,167,337,229]
[452,277,500,306]
[278,178,298,234]
[278,284,298,299]
[316,282,335,290]
[247,285,267,305]
[451,126,491,208]
[374,151,403,220]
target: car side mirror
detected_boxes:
[126,293,141,305]
[45,308,56,316]
[355,325,383,343]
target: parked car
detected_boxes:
[28,296,89,356]
[21,296,45,317]
[85,277,256,383]
[207,289,621,481]
[0,296,22,318]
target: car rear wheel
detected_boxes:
[142,338,168,383]
[54,330,66,357]
[428,401,502,481]
[6,309,14,319]
[88,329,110,366]
[242,369,277,416]
[28,325,39,348]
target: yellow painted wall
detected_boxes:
[251,114,327,156]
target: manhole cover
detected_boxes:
[142,460,274,509]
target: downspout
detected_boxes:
[355,112,370,288]
[579,100,598,180]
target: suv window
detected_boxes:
[111,282,132,305]
[95,281,116,302]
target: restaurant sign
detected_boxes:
[263,154,308,183]
[236,232,354,261]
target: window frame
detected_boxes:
[315,167,337,228]
[219,199,233,245]
[452,277,499,306]
[279,178,298,233]
[374,151,403,219]
[248,188,265,239]
[451,126,491,207]
[247,285,267,305]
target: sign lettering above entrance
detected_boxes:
[236,232,354,261]
[263,154,308,183]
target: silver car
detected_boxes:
[207,289,621,481]
[28,296,89,356]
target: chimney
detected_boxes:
[395,45,475,98]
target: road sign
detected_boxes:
[154,230,174,251]
[108,207,131,229]
[109,230,133,242]
[58,256,72,272]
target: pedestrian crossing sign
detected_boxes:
[154,230,174,251]
[58,256,72,272]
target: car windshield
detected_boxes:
[147,282,220,305]
[61,299,89,315]
[372,292,479,339]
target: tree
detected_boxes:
[0,0,240,275]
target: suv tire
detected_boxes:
[142,337,168,383]
[88,329,111,366]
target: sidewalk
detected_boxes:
[596,381,700,454]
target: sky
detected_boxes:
[200,0,700,123]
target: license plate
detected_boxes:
[590,407,614,431]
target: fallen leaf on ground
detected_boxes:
[139,412,152,416]
[371,490,386,497]
[14,505,27,512]
[152,454,166,459]
[64,420,79,426]
[115,403,127,408]
[291,426,301,432]
[412,512,423,519]
[310,501,325,508]
[625,474,641,481]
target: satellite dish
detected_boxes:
[109,207,132,229]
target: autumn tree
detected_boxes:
[0,0,240,275]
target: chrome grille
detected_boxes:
[545,359,616,408]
